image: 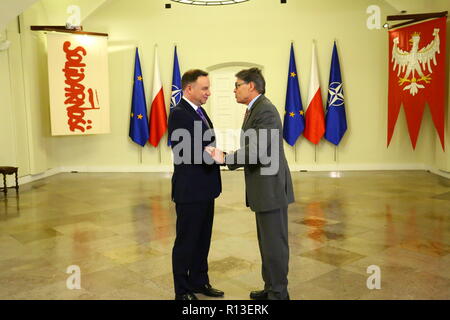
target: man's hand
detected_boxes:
[205,146,225,164]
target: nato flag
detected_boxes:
[129,48,150,146]
[283,43,305,146]
[170,46,182,110]
[325,42,347,145]
[168,46,182,146]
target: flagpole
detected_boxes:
[292,39,296,167]
[314,145,317,162]
[291,38,296,166]
[334,145,337,162]
[289,39,299,165]
[333,38,338,165]
[152,42,164,165]
[294,144,297,163]
[139,146,143,164]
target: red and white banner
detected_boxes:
[149,48,167,147]
[304,42,325,144]
[47,33,110,135]
[388,17,446,150]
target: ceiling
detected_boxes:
[1,0,448,32]
[0,0,39,31]
[0,0,109,31]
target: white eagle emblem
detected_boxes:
[391,28,440,96]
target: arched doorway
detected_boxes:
[204,62,263,152]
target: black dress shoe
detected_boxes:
[193,284,224,297]
[175,293,198,300]
[250,290,268,300]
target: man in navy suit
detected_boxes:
[168,69,224,300]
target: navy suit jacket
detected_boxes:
[168,98,222,203]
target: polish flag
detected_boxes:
[149,48,168,147]
[304,42,325,144]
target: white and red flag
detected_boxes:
[388,17,446,150]
[149,48,168,147]
[304,42,325,144]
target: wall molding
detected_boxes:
[288,163,429,172]
[59,166,174,173]
[429,168,450,180]
[13,163,449,187]
[17,166,61,185]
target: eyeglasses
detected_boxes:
[234,82,247,89]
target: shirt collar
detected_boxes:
[183,96,200,111]
[247,94,261,110]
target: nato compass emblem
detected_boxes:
[171,84,182,108]
[328,82,344,107]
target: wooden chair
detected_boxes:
[0,166,19,194]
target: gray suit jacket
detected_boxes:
[225,95,295,212]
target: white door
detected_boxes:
[206,67,247,152]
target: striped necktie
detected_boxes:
[196,107,210,128]
[243,109,250,125]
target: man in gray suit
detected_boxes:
[206,68,294,300]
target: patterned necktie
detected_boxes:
[243,109,251,124]
[196,107,210,128]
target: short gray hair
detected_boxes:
[235,67,265,94]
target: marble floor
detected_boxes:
[0,170,449,300]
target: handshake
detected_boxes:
[205,146,225,164]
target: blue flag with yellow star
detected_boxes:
[324,42,347,145]
[283,43,305,146]
[129,48,150,146]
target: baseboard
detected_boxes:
[428,168,450,179]
[17,167,62,186]
[60,165,173,173]
[13,163,449,187]
[288,163,429,172]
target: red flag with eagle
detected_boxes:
[388,17,446,150]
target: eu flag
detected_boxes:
[325,42,347,145]
[283,43,305,146]
[168,46,182,146]
[129,48,149,146]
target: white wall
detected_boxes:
[434,20,450,174]
[0,0,449,182]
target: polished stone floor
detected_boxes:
[0,170,449,300]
